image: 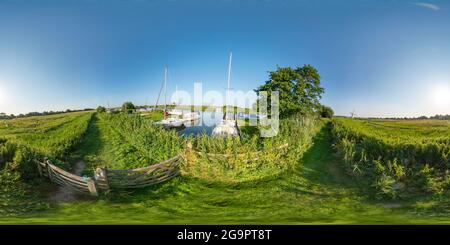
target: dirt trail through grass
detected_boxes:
[69,114,115,174]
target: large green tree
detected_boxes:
[255,65,324,117]
[121,102,135,113]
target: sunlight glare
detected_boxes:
[431,84,450,108]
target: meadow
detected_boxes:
[331,117,450,198]
[0,112,450,223]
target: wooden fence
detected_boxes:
[35,158,98,196]
[35,143,288,196]
[35,155,182,196]
[100,155,181,189]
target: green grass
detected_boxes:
[139,110,164,121]
[2,124,450,224]
[334,117,450,142]
[331,117,450,199]
[1,113,450,223]
[1,111,93,159]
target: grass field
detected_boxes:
[331,117,450,199]
[334,117,449,142]
[1,113,449,223]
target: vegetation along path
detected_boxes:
[2,120,449,224]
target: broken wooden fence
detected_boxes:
[102,155,181,189]
[34,155,182,196]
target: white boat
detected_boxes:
[212,119,239,136]
[167,109,183,117]
[182,111,200,121]
[154,67,185,128]
[156,117,184,128]
[212,52,240,137]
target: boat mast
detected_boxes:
[225,52,232,119]
[164,66,168,112]
[154,78,164,110]
[175,85,179,106]
[227,52,232,104]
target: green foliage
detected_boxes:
[94,113,182,169]
[373,174,400,199]
[121,102,135,113]
[319,105,334,118]
[139,110,164,121]
[0,170,49,216]
[0,111,93,178]
[0,139,16,167]
[184,114,322,183]
[255,65,324,118]
[96,106,106,113]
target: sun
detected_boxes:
[430,84,450,108]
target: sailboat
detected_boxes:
[170,85,200,123]
[212,52,239,137]
[155,67,184,128]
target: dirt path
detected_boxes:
[48,160,86,202]
[47,114,107,202]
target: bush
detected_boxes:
[96,106,106,113]
[319,105,334,118]
[121,102,135,113]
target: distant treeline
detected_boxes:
[367,114,450,120]
[0,108,94,120]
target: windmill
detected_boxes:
[350,110,357,118]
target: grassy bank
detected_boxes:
[331,118,450,199]
[1,112,450,223]
[2,124,450,223]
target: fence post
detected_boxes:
[86,177,98,196]
[94,167,109,191]
[45,158,53,181]
[36,160,43,177]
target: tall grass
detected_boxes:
[182,114,322,184]
[0,111,93,178]
[0,112,93,216]
[96,113,182,169]
[331,118,450,199]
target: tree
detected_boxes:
[319,105,334,118]
[255,65,324,118]
[96,106,106,113]
[121,102,135,113]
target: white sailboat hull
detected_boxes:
[212,119,239,136]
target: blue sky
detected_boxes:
[0,0,449,117]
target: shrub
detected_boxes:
[319,105,334,118]
[121,102,135,113]
[96,106,106,113]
